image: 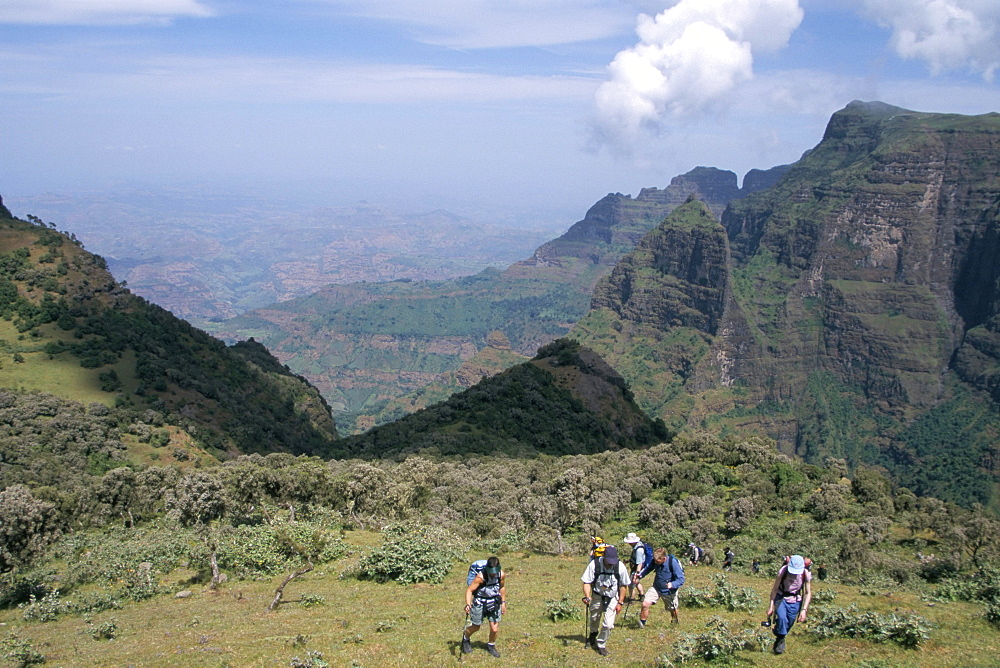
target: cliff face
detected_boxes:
[574,101,1000,507]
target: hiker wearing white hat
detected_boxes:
[622,533,651,601]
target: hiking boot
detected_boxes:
[671,618,679,625]
[586,632,598,648]
[773,637,786,655]
[461,635,472,654]
[596,646,608,656]
[486,644,500,658]
[637,618,646,629]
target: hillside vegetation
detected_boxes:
[2,431,999,666]
[0,204,339,466]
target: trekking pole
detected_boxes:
[458,610,469,662]
[582,597,590,647]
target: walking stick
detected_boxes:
[458,610,469,661]
[582,597,590,647]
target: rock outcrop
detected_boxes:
[573,101,1000,506]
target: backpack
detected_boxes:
[466,560,489,586]
[592,560,621,598]
[630,541,655,572]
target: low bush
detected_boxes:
[544,593,582,622]
[218,522,345,579]
[681,575,761,612]
[358,523,467,585]
[0,631,46,667]
[658,616,768,664]
[809,604,933,648]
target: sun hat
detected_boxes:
[787,555,806,575]
[624,533,640,544]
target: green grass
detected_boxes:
[2,532,996,667]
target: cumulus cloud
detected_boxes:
[0,0,214,25]
[859,0,1000,79]
[590,0,804,154]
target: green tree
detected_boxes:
[0,485,61,575]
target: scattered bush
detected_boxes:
[358,523,466,584]
[1,631,45,667]
[681,575,760,612]
[809,604,932,648]
[20,590,70,623]
[88,618,118,640]
[300,594,326,608]
[544,594,583,622]
[658,616,768,664]
[289,650,330,668]
[218,522,346,579]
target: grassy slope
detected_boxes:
[2,532,994,667]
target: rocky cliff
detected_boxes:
[573,101,1000,507]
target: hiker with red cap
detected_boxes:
[766,554,813,655]
[580,544,630,656]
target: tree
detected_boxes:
[96,467,138,528]
[0,485,60,575]
[166,472,228,589]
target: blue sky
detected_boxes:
[2,1,1000,219]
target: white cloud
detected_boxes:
[859,0,1000,78]
[0,0,214,25]
[590,0,804,154]
[314,0,634,48]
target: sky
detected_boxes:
[2,0,1000,220]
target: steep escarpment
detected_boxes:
[573,101,1000,507]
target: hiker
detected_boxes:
[623,532,651,600]
[634,547,685,627]
[765,554,812,655]
[589,535,609,559]
[752,558,761,574]
[687,542,702,566]
[462,556,506,658]
[580,544,630,656]
[722,547,735,572]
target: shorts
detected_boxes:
[643,587,679,610]
[469,598,502,625]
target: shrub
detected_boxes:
[681,575,761,612]
[19,590,69,623]
[289,650,330,668]
[56,526,193,586]
[0,575,53,610]
[89,618,118,640]
[658,616,768,664]
[544,594,583,622]
[218,521,346,579]
[1,631,46,667]
[809,604,933,648]
[358,523,466,585]
[300,594,326,608]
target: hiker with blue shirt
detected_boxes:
[634,547,685,627]
[462,556,506,658]
[766,554,812,655]
[580,544,630,656]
